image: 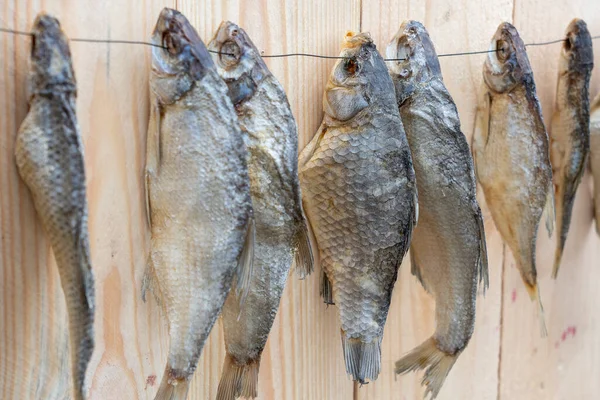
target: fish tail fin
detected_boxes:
[543,186,556,237]
[154,367,190,400]
[216,354,260,400]
[395,338,458,399]
[525,283,547,337]
[294,222,314,279]
[341,333,381,383]
[235,217,255,305]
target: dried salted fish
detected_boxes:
[15,13,94,400]
[387,20,488,399]
[549,18,594,277]
[299,31,417,384]
[143,9,254,400]
[208,21,313,400]
[472,22,554,333]
[590,93,600,235]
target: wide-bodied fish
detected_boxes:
[386,20,488,399]
[143,9,254,400]
[472,22,554,332]
[208,21,313,400]
[15,13,95,400]
[299,31,417,384]
[549,18,594,277]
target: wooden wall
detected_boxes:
[0,1,598,399]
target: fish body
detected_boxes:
[386,21,488,399]
[207,21,313,400]
[549,18,594,277]
[144,9,254,400]
[591,93,600,234]
[15,14,95,400]
[299,32,417,384]
[472,22,553,331]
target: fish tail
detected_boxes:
[524,283,547,337]
[294,221,314,279]
[216,354,260,400]
[154,366,191,400]
[341,333,381,383]
[394,337,459,399]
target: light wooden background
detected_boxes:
[0,1,599,399]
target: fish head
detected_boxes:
[559,19,594,75]
[29,13,76,93]
[324,32,391,121]
[150,8,214,104]
[386,20,441,104]
[483,22,532,94]
[208,21,271,106]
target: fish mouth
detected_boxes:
[151,8,212,78]
[387,20,440,79]
[31,13,70,60]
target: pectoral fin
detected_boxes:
[543,185,556,237]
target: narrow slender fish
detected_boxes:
[299,32,417,384]
[143,9,254,400]
[550,18,594,277]
[15,13,94,400]
[591,93,600,235]
[207,21,313,400]
[386,21,488,399]
[472,22,554,333]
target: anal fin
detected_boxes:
[141,253,162,307]
[235,217,255,306]
[410,247,428,292]
[294,221,314,279]
[320,270,334,305]
[543,186,556,237]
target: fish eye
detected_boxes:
[231,29,239,37]
[344,58,360,75]
[496,40,510,61]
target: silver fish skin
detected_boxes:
[591,93,600,235]
[299,32,418,384]
[472,22,554,333]
[386,20,488,399]
[549,18,594,278]
[208,21,313,400]
[144,9,254,400]
[14,13,94,400]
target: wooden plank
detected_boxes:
[0,1,175,399]
[358,1,513,398]
[500,2,600,399]
[177,1,360,398]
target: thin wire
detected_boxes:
[0,27,33,36]
[1,25,599,61]
[71,37,165,49]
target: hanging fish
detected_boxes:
[591,93,600,235]
[143,9,254,400]
[299,31,418,384]
[207,21,313,400]
[549,18,594,278]
[15,13,95,400]
[386,20,488,399]
[472,22,554,333]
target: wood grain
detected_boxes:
[0,1,599,399]
[500,2,600,399]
